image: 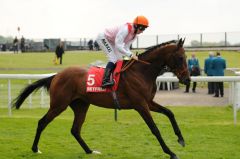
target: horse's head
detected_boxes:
[163,38,190,85]
[138,39,190,85]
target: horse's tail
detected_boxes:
[12,75,55,109]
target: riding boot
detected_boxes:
[102,62,116,88]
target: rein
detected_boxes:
[137,59,151,65]
[115,58,150,75]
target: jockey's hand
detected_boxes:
[131,54,138,61]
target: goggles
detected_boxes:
[138,25,147,31]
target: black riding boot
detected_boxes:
[102,62,116,88]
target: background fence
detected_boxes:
[132,31,240,48]
[1,31,240,52]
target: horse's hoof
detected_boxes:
[32,146,41,154]
[92,150,101,154]
[178,138,185,147]
[32,148,42,154]
[170,155,180,159]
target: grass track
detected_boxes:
[0,106,240,159]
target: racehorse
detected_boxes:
[12,38,190,159]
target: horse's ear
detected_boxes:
[177,38,185,48]
[177,38,182,48]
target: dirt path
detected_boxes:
[153,88,229,106]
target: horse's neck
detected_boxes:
[137,49,167,78]
[127,58,165,81]
[140,46,167,62]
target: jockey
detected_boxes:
[96,15,149,88]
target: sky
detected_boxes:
[0,0,240,39]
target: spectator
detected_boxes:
[13,36,18,53]
[96,15,149,88]
[54,41,65,65]
[88,39,93,50]
[44,44,50,50]
[1,44,6,51]
[94,40,100,51]
[212,52,226,97]
[185,52,200,93]
[204,52,215,94]
[20,36,25,53]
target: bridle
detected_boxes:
[165,47,187,78]
[168,65,187,78]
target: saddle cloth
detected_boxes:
[86,61,123,92]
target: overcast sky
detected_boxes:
[1,0,239,39]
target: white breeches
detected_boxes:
[96,33,122,64]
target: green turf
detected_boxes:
[0,51,106,74]
[0,106,240,159]
[0,50,240,74]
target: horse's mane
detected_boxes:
[139,40,177,57]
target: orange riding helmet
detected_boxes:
[133,15,149,27]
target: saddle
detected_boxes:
[86,61,123,93]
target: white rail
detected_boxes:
[0,73,56,79]
[0,73,56,116]
[156,76,240,82]
[0,74,240,124]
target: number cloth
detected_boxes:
[86,61,123,92]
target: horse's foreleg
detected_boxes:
[149,101,185,147]
[135,106,178,159]
[70,101,93,154]
[32,106,67,153]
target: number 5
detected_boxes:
[87,74,95,86]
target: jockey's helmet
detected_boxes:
[133,16,149,27]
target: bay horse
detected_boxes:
[12,38,190,159]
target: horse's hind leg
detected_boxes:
[149,101,185,147]
[70,100,95,154]
[32,105,68,153]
